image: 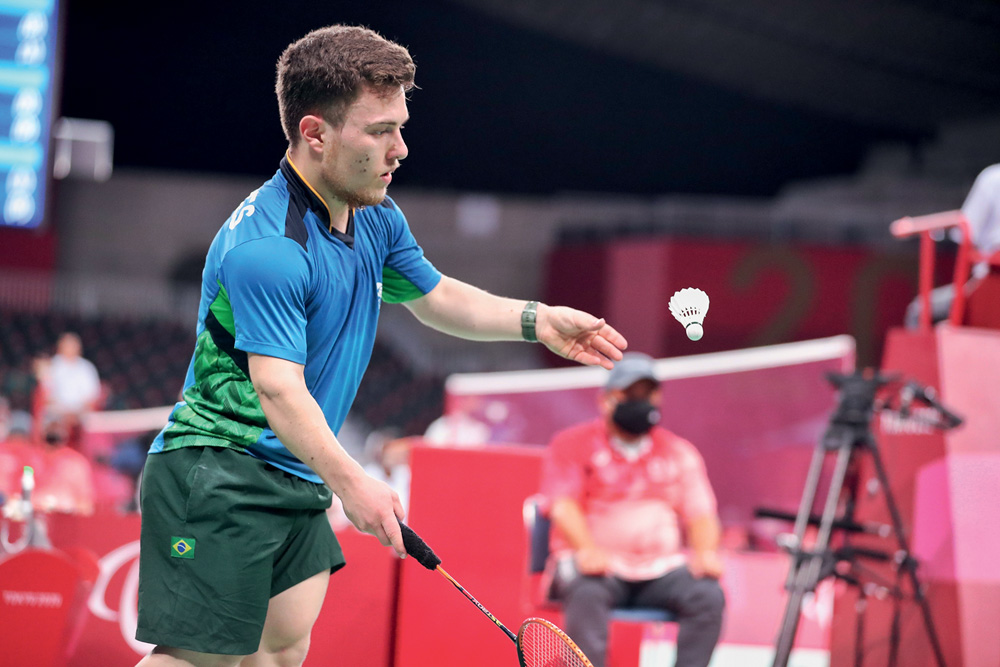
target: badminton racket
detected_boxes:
[399,523,594,667]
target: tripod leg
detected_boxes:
[865,437,948,667]
[889,570,902,667]
[782,438,829,589]
[773,437,855,667]
[855,588,867,667]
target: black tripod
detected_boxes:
[770,369,950,667]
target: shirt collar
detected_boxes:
[609,432,653,462]
[280,152,332,228]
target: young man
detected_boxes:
[136,25,627,667]
[541,352,724,667]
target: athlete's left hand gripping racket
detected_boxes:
[399,523,594,667]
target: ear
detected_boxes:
[599,390,618,416]
[649,388,663,405]
[297,114,328,155]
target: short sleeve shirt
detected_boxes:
[152,156,442,482]
[541,419,717,580]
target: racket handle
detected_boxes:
[399,522,443,570]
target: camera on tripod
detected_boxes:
[766,367,961,667]
[822,370,899,449]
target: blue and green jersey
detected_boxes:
[149,155,441,482]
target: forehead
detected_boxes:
[610,379,660,396]
[343,84,408,124]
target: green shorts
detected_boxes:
[136,445,345,655]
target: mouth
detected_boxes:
[379,167,396,184]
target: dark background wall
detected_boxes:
[60,0,920,197]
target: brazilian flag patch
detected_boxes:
[171,537,196,559]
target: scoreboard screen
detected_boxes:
[0,0,58,229]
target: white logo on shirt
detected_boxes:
[376,282,383,309]
[228,189,259,230]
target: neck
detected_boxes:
[607,420,644,444]
[286,148,351,233]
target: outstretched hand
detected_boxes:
[536,305,627,369]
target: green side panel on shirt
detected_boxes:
[381,266,425,303]
[162,290,266,451]
[209,282,236,336]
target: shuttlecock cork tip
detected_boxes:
[669,287,709,341]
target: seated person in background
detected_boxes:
[906,163,1000,327]
[35,414,95,515]
[1,414,95,517]
[42,332,102,438]
[0,397,37,504]
[540,352,725,667]
[963,163,1000,260]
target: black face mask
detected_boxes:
[611,399,660,436]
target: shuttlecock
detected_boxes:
[669,288,709,341]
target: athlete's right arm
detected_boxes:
[247,352,406,557]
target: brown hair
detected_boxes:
[276,25,416,145]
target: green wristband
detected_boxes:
[521,301,539,342]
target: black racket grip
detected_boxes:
[399,522,442,570]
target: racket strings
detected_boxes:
[518,620,592,667]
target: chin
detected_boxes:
[339,188,386,210]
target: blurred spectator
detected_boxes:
[906,163,1000,328]
[540,353,725,667]
[0,412,95,517]
[34,415,95,516]
[0,397,35,504]
[963,163,1000,259]
[362,428,413,519]
[0,359,40,414]
[423,395,491,446]
[43,332,101,425]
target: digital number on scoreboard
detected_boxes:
[0,0,58,229]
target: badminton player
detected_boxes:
[134,25,627,667]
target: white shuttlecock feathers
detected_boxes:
[669,288,710,341]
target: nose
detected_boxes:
[389,129,407,163]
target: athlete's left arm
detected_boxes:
[403,275,627,369]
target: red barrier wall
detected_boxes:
[1,511,399,667]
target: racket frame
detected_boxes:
[516,616,595,667]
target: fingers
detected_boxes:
[590,332,626,364]
[598,321,628,353]
[392,492,405,523]
[578,351,616,370]
[574,314,627,368]
[382,515,406,558]
[573,333,627,369]
[541,306,628,369]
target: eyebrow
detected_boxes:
[366,116,409,128]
